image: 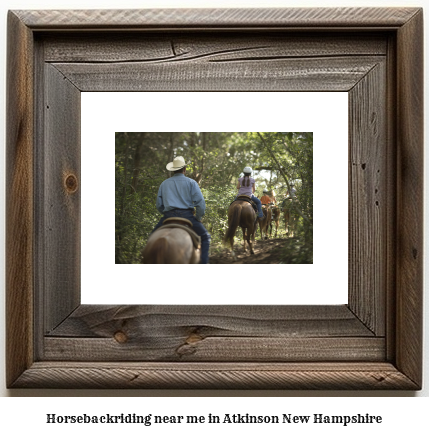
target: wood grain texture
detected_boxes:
[14,8,420,29]
[11,362,419,390]
[52,56,383,92]
[44,305,381,362]
[348,61,386,336]
[5,11,35,388]
[395,9,424,388]
[44,337,385,362]
[6,7,423,390]
[41,64,81,333]
[384,33,398,364]
[47,305,375,338]
[42,33,388,63]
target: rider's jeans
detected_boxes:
[251,195,264,218]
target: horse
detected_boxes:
[282,199,297,237]
[223,199,257,259]
[141,218,201,264]
[270,205,281,238]
[259,204,272,240]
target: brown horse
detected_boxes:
[283,199,297,237]
[270,205,281,238]
[259,204,272,240]
[141,219,201,264]
[223,200,257,259]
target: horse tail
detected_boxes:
[144,237,170,264]
[223,205,241,247]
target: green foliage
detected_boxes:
[200,184,237,246]
[115,132,313,263]
[279,237,313,264]
[115,171,164,264]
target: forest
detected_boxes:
[115,132,313,264]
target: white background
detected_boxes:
[0,0,428,427]
[81,92,348,305]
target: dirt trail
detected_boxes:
[209,237,295,264]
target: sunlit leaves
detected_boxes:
[115,131,313,263]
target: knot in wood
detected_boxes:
[185,333,203,344]
[64,174,78,193]
[114,331,128,343]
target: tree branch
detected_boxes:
[256,132,311,226]
[256,132,291,192]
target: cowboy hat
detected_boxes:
[166,156,187,171]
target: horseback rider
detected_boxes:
[236,166,264,220]
[151,156,211,264]
[281,183,297,207]
[269,189,277,205]
[260,189,272,206]
[261,189,277,207]
[261,188,278,221]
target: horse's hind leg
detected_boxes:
[229,236,237,260]
[248,235,254,254]
[242,227,247,253]
[247,225,255,255]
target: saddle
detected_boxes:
[231,195,258,214]
[159,217,201,249]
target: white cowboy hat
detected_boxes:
[166,156,187,171]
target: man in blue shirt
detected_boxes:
[152,156,211,264]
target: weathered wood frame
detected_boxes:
[6,8,423,390]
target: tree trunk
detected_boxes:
[131,132,146,190]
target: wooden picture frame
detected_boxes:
[6,7,423,389]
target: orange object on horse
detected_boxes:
[260,194,271,205]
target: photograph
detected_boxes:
[115,132,313,265]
